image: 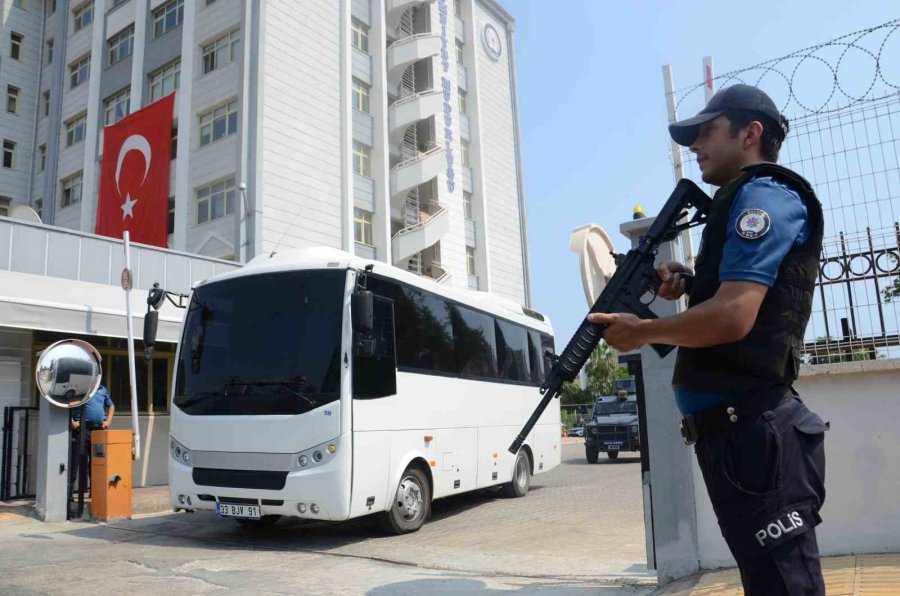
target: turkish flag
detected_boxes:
[95,94,174,247]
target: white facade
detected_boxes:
[0,0,531,306]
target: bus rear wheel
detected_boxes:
[380,466,431,535]
[502,449,531,498]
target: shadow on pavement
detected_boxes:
[366,577,644,595]
[563,456,642,466]
[59,484,549,555]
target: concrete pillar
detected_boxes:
[35,399,70,522]
[620,216,700,585]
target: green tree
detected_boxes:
[558,341,629,405]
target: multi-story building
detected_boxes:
[1,0,531,304]
[0,0,532,490]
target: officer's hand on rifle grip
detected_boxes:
[657,261,694,300]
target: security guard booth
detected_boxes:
[90,430,133,520]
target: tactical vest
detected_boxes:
[672,163,824,392]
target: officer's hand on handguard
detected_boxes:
[586,312,647,352]
[657,261,693,300]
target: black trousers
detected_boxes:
[694,393,828,595]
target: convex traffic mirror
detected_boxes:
[35,339,103,408]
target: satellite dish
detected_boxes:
[9,205,41,223]
[569,224,617,307]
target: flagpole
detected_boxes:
[123,231,141,460]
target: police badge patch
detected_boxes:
[736,209,771,240]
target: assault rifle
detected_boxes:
[509,179,712,454]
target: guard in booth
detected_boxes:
[70,383,115,487]
[590,85,829,595]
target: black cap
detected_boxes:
[668,84,787,146]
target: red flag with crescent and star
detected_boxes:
[95,94,174,247]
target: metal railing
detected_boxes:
[390,144,442,172]
[391,88,439,108]
[1,407,38,501]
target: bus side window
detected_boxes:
[450,305,498,379]
[496,320,530,383]
[353,296,397,399]
[540,333,555,379]
[527,330,544,385]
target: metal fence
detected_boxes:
[668,19,900,363]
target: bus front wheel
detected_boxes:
[502,449,531,498]
[380,466,431,534]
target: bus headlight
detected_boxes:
[293,438,340,472]
[170,438,192,467]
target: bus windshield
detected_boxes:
[593,399,638,416]
[174,270,346,416]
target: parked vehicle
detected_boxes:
[584,377,640,462]
[568,426,584,437]
[162,247,561,534]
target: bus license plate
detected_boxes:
[216,503,261,519]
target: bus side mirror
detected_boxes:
[352,290,374,335]
[143,310,159,362]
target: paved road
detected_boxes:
[0,443,653,595]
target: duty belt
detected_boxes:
[679,386,794,445]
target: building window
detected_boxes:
[353,142,371,177]
[2,141,15,169]
[458,88,467,114]
[149,59,180,101]
[39,144,47,171]
[466,247,475,275]
[104,87,130,125]
[65,112,87,146]
[199,100,238,146]
[167,197,175,234]
[170,124,177,158]
[69,54,90,88]
[72,1,94,32]
[46,38,53,65]
[61,172,83,208]
[202,29,240,74]
[196,176,235,224]
[463,191,473,219]
[107,26,133,65]
[34,198,43,219]
[351,18,368,53]
[110,0,128,8]
[153,0,184,38]
[47,0,56,14]
[42,90,50,117]
[0,197,9,217]
[352,78,370,113]
[456,39,464,64]
[461,140,470,166]
[10,32,24,61]
[7,86,20,114]
[354,209,373,245]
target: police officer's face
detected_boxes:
[689,116,745,186]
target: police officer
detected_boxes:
[590,85,829,595]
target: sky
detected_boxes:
[507,0,900,344]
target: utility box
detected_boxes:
[90,430,132,521]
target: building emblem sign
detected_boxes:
[438,0,456,192]
[483,23,502,61]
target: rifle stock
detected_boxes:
[508,179,711,455]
